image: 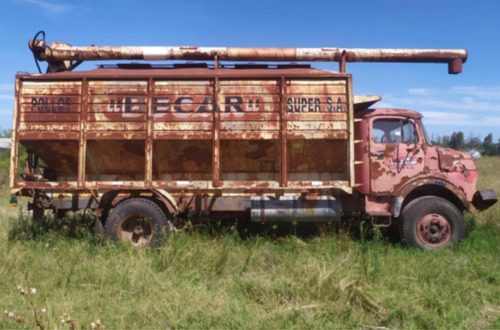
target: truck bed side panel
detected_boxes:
[12,68,354,194]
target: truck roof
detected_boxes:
[357,108,423,119]
[17,66,349,80]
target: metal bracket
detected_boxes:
[371,216,392,228]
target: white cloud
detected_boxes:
[0,84,14,91]
[451,86,500,101]
[408,88,436,96]
[376,102,394,108]
[16,0,74,13]
[384,94,500,112]
[0,109,13,115]
[385,86,500,136]
[461,97,474,104]
[421,111,500,127]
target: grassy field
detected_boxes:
[1,158,499,329]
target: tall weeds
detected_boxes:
[1,157,499,328]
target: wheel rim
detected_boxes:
[416,213,452,248]
[116,213,154,248]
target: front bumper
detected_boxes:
[472,190,498,211]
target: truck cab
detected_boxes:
[355,108,497,248]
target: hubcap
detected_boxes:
[416,213,452,248]
[116,213,153,248]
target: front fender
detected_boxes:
[391,177,473,218]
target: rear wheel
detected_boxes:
[401,196,465,250]
[105,198,171,248]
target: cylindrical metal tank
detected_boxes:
[250,196,341,222]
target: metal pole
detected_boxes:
[29,39,468,74]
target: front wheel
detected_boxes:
[401,196,465,250]
[105,198,171,248]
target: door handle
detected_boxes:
[370,151,384,157]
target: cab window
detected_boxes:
[373,119,418,144]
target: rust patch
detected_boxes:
[384,144,397,154]
[370,161,385,180]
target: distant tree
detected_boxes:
[0,129,11,138]
[441,136,450,148]
[457,131,464,149]
[449,131,464,150]
[466,136,482,150]
[483,133,496,155]
[432,135,442,146]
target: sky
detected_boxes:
[0,0,499,142]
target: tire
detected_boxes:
[104,198,171,248]
[94,217,105,244]
[401,196,465,250]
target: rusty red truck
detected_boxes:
[10,32,497,249]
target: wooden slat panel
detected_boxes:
[220,181,280,189]
[19,123,80,131]
[150,180,212,189]
[287,112,347,121]
[153,94,213,100]
[87,113,147,122]
[155,86,213,95]
[218,102,279,112]
[287,180,350,188]
[18,131,80,140]
[218,94,280,104]
[88,81,147,94]
[286,85,346,94]
[220,131,279,140]
[86,122,146,131]
[287,131,348,140]
[287,79,346,92]
[17,181,79,189]
[20,95,81,104]
[286,94,347,102]
[286,101,347,113]
[153,113,212,121]
[287,121,347,131]
[20,113,80,122]
[88,95,147,103]
[153,131,212,140]
[219,85,280,94]
[221,121,279,131]
[153,95,216,113]
[20,103,81,113]
[219,80,278,86]
[220,112,279,121]
[288,80,346,85]
[88,104,147,113]
[21,81,81,95]
[155,80,212,91]
[154,122,213,131]
[86,131,146,140]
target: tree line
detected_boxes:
[431,132,500,156]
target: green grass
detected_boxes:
[1,158,499,329]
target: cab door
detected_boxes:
[369,117,424,195]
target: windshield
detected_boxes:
[419,118,432,146]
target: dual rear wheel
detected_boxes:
[103,198,172,248]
